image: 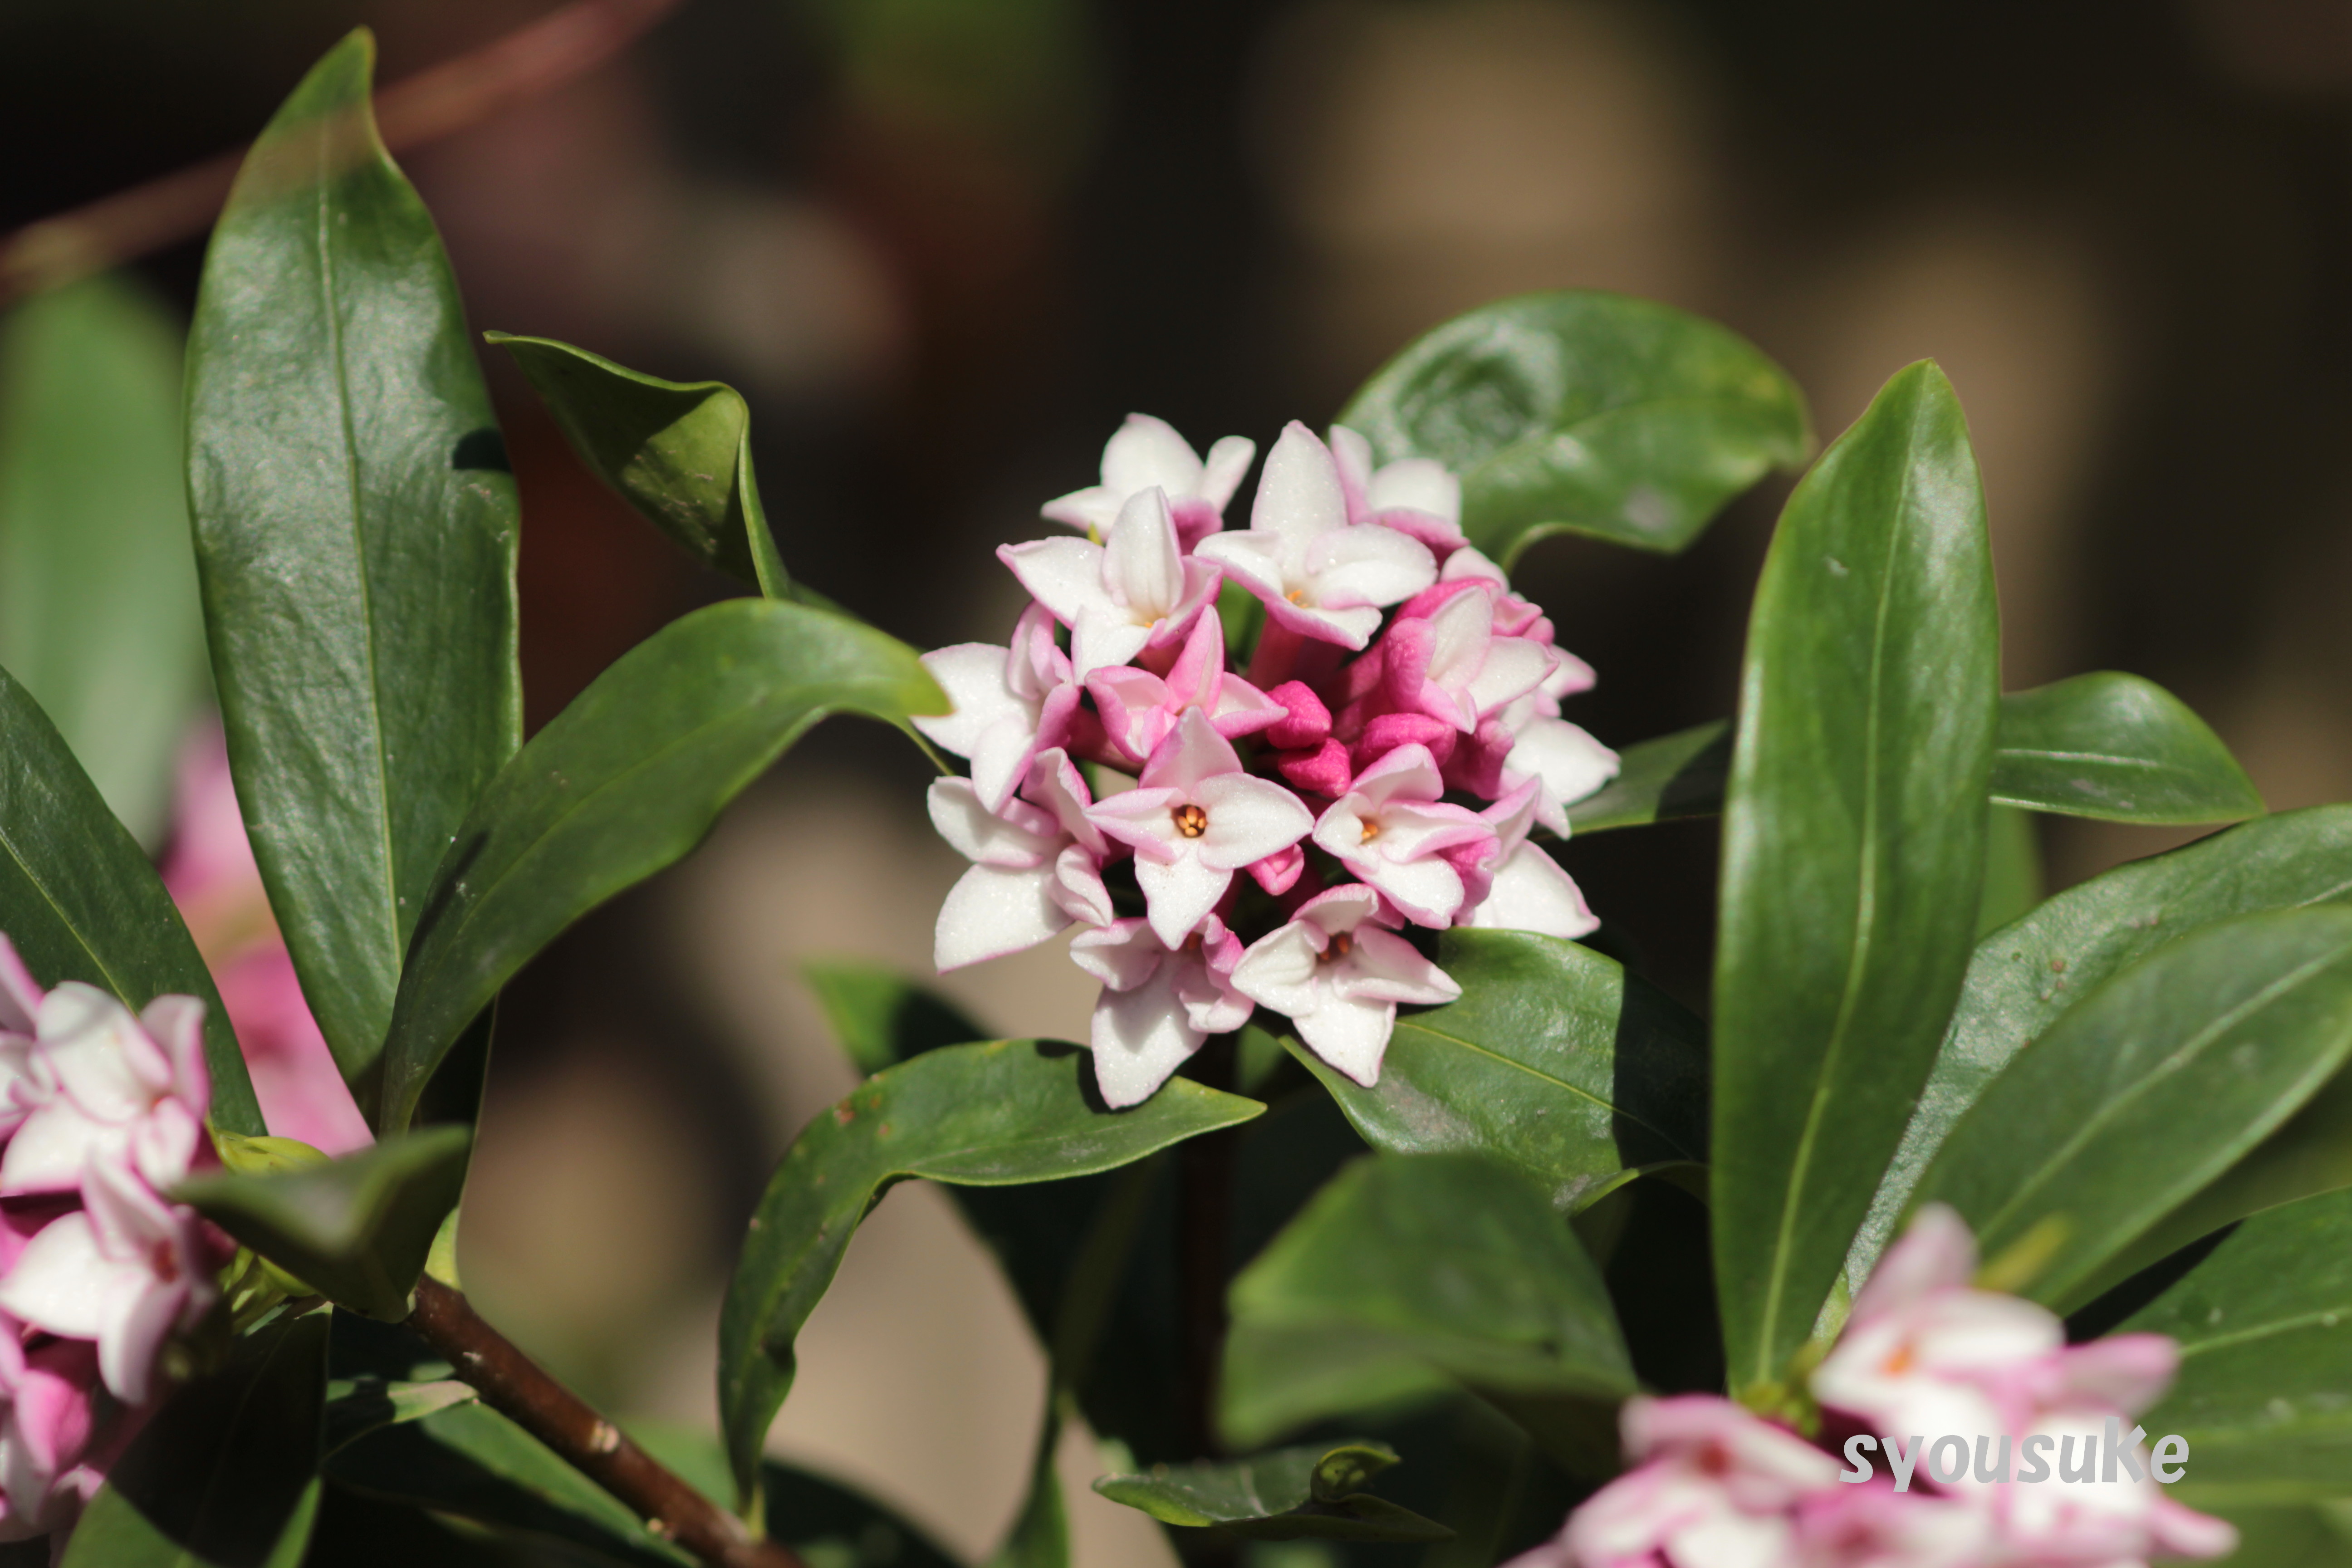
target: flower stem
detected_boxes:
[407,1276,803,1568]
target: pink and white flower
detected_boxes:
[1070,916,1252,1108]
[1088,609,1286,767]
[929,751,1112,971]
[1043,413,1255,551]
[1309,746,1496,927]
[1330,424,1466,556]
[1378,583,1556,735]
[1228,885,1460,1085]
[1196,423,1437,650]
[1086,710,1313,947]
[913,603,1086,813]
[1460,782,1599,941]
[0,986,207,1198]
[1001,487,1221,678]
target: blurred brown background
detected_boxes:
[8,0,2352,1559]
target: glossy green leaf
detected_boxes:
[178,1126,473,1320]
[2123,1188,2352,1503]
[327,1402,689,1568]
[1849,804,2352,1286]
[186,29,521,1093]
[323,1377,476,1457]
[63,1311,329,1568]
[1990,671,2262,824]
[1093,1440,1452,1543]
[719,1039,1264,1504]
[1220,1153,1634,1453]
[2195,1504,2352,1568]
[1338,291,1811,564]
[0,665,263,1133]
[1711,361,1999,1392]
[1911,909,2352,1311]
[802,959,986,1076]
[0,275,206,845]
[1282,931,1706,1209]
[1976,805,2044,940]
[628,1423,965,1568]
[490,333,787,597]
[1564,720,1729,834]
[376,597,943,1134]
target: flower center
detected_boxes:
[1359,819,1381,844]
[151,1240,180,1284]
[1320,931,1354,964]
[1284,589,1307,605]
[1172,804,1209,838]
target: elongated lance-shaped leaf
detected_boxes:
[0,275,207,846]
[1093,1440,1452,1544]
[1220,1153,1634,1458]
[185,29,521,1103]
[1848,804,2352,1288]
[1910,907,2352,1316]
[1988,670,2262,824]
[490,333,788,597]
[1338,291,1811,564]
[1572,673,2257,838]
[376,598,943,1134]
[0,665,263,1133]
[1281,931,1707,1209]
[1908,908,2352,1313]
[178,1126,473,1320]
[1711,360,1999,1393]
[2122,1186,2352,1504]
[718,1039,1264,1508]
[63,1310,329,1568]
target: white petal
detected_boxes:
[999,538,1114,628]
[911,644,1024,757]
[1071,608,1154,680]
[1191,773,1315,870]
[1506,719,1622,831]
[1230,925,1326,1018]
[1441,546,1508,587]
[1104,488,1184,620]
[1296,883,1388,937]
[37,985,162,1113]
[1467,637,1553,720]
[1070,919,1166,992]
[1134,853,1231,948]
[1307,525,1435,609]
[1049,848,1116,929]
[1040,484,1122,533]
[926,779,1059,868]
[1364,799,1491,863]
[1348,853,1465,927]
[1250,423,1348,553]
[968,721,1042,813]
[1262,596,1383,649]
[1294,993,1397,1087]
[1327,424,1375,503]
[1466,846,1597,940]
[1339,928,1463,1007]
[95,1280,184,1407]
[1422,589,1494,686]
[0,1102,129,1197]
[0,1215,135,1338]
[1142,708,1244,796]
[1349,744,1445,808]
[1089,967,1204,1109]
[1199,436,1256,509]
[1085,787,1187,862]
[934,864,1068,971]
[1368,458,1460,526]
[1102,414,1205,499]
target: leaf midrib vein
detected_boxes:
[1391,1018,1690,1153]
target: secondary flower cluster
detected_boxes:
[1510,1206,2237,1568]
[0,938,228,1541]
[916,415,1619,1105]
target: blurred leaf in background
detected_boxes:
[0,275,206,847]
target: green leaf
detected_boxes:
[0,274,206,845]
[2195,1504,2352,1568]
[177,1125,474,1320]
[1975,805,2044,940]
[185,29,521,1098]
[1338,291,1811,564]
[1564,720,1730,834]
[1220,1153,1634,1455]
[1849,804,2352,1287]
[1281,931,1707,1208]
[63,1310,329,1568]
[489,334,787,597]
[719,1039,1264,1505]
[376,597,943,1135]
[1093,1440,1453,1544]
[1571,676,2256,839]
[1710,360,1999,1392]
[2122,1187,2352,1504]
[802,959,986,1076]
[323,1377,476,1457]
[0,664,263,1134]
[627,1424,965,1568]
[1909,908,2352,1311]
[1989,671,2263,824]
[326,1402,690,1568]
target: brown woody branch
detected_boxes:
[0,0,689,308]
[408,1276,803,1568]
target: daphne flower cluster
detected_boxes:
[0,937,228,1542]
[916,414,1619,1105]
[1507,1205,2238,1568]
